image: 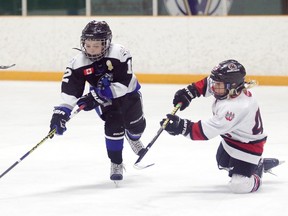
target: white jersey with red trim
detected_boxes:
[186,77,267,165]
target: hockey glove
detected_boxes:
[160,114,191,136]
[49,106,71,137]
[77,89,112,111]
[173,84,198,111]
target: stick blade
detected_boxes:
[0,64,16,69]
[133,162,155,170]
[134,148,149,164]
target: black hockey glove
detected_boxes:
[49,106,71,137]
[77,89,112,111]
[160,114,191,136]
[173,84,198,111]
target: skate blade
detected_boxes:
[264,160,285,175]
[112,180,122,187]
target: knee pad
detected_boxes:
[105,112,124,152]
[229,174,261,193]
[125,116,146,136]
[104,112,125,138]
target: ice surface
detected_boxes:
[0,81,287,216]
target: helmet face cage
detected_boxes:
[80,20,112,61]
[209,59,246,100]
[209,78,229,100]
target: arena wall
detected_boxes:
[0,16,287,85]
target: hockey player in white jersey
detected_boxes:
[49,20,146,182]
[161,59,282,193]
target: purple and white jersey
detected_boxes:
[59,43,141,110]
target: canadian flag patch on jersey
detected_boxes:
[225,111,235,121]
[84,67,94,75]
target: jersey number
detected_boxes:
[252,109,263,135]
[127,59,133,74]
[62,68,72,83]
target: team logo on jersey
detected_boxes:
[83,67,94,75]
[106,60,114,71]
[225,111,235,121]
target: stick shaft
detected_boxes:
[0,106,84,179]
[135,102,182,164]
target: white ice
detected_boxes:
[0,81,287,216]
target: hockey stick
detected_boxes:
[0,105,85,179]
[134,102,182,169]
[0,64,16,69]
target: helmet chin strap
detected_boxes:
[228,89,237,98]
[85,52,103,62]
[215,83,243,100]
[228,84,245,98]
[212,89,229,100]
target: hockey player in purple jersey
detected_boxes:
[49,20,146,182]
[161,59,282,193]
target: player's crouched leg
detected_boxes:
[229,174,262,193]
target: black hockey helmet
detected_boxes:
[210,59,246,99]
[80,20,112,61]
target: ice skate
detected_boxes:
[263,158,284,174]
[125,133,145,156]
[110,162,124,183]
[254,158,264,178]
